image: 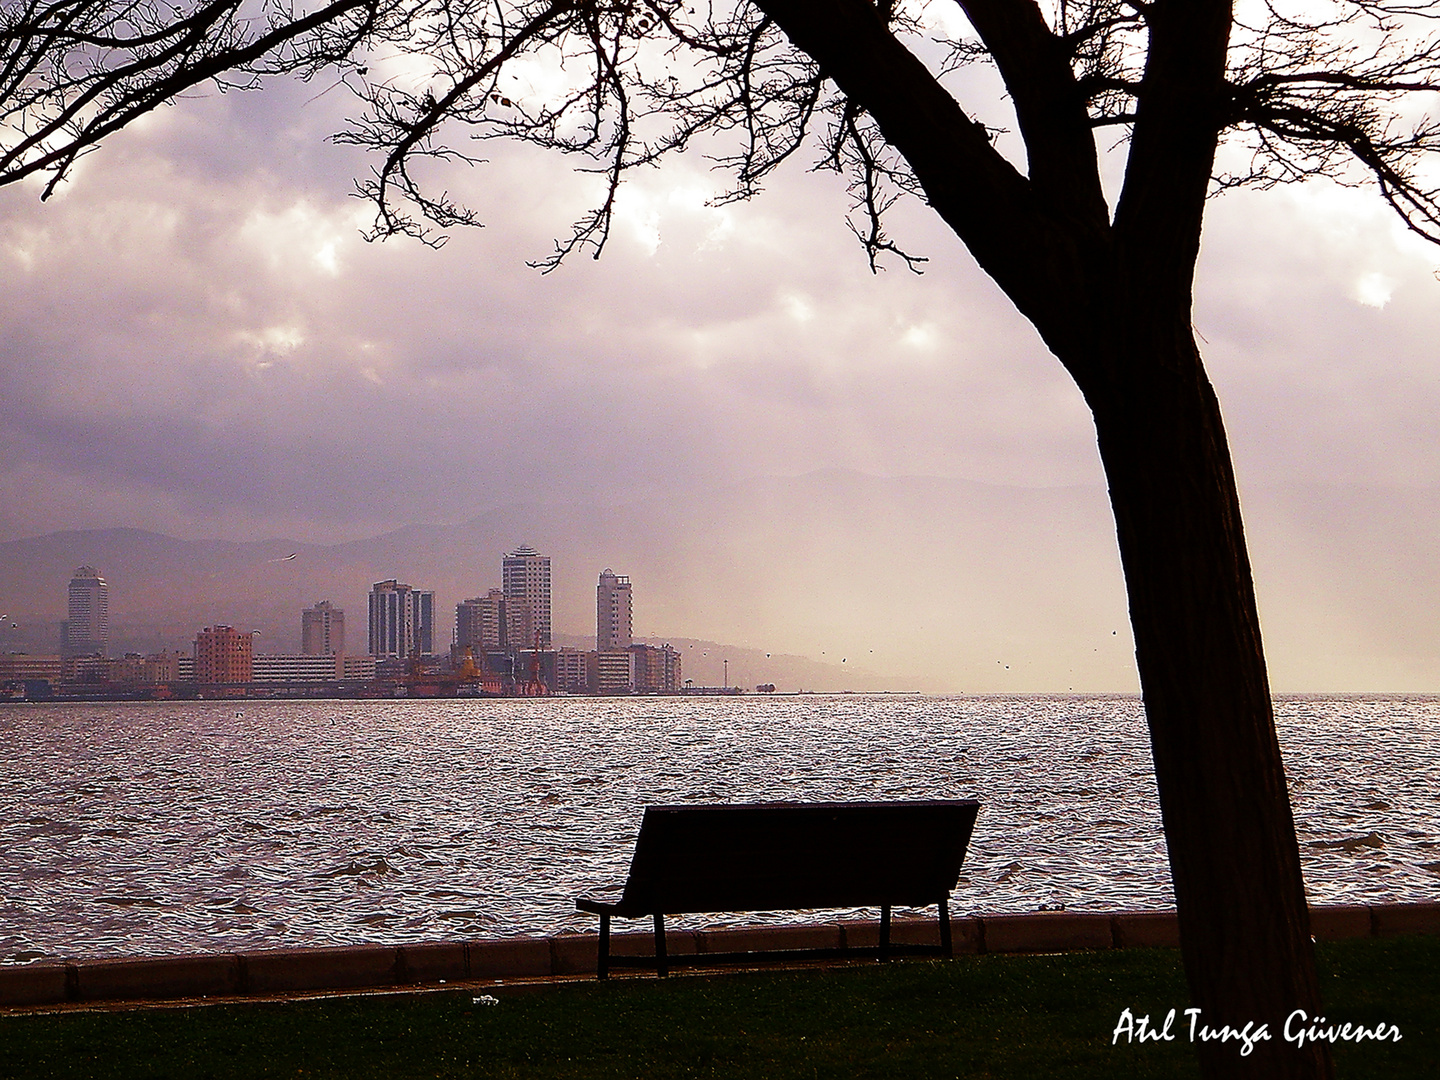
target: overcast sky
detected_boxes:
[3,24,1440,690]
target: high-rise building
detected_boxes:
[194,625,253,683]
[502,546,551,648]
[64,566,108,657]
[367,580,436,659]
[456,590,503,653]
[302,601,345,656]
[597,569,632,651]
[456,589,534,653]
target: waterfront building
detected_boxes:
[194,625,253,683]
[252,654,342,682]
[147,650,183,683]
[301,601,345,656]
[62,654,110,683]
[342,655,378,680]
[63,566,108,657]
[111,654,147,684]
[112,651,183,684]
[597,570,633,651]
[630,643,682,693]
[555,647,595,693]
[456,589,533,652]
[367,580,436,659]
[596,649,636,694]
[502,546,551,648]
[0,654,63,682]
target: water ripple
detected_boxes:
[0,694,1436,963]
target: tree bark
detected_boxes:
[1080,313,1332,1079]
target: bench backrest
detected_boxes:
[613,799,980,915]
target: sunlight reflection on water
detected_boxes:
[0,694,1436,963]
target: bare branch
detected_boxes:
[1,0,383,193]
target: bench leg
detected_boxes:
[654,912,668,978]
[597,913,611,980]
[879,904,891,963]
[939,895,952,958]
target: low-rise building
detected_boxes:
[252,654,342,682]
[631,643,682,693]
[596,649,635,694]
[62,654,110,684]
[0,654,62,682]
[555,647,595,693]
[342,655,378,680]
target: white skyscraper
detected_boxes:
[597,569,633,651]
[64,565,108,657]
[502,546,551,648]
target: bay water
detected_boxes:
[1,694,1436,964]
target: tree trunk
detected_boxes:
[1081,316,1333,1079]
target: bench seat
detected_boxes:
[576,799,980,977]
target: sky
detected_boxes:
[3,12,1440,691]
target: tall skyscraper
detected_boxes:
[502,545,551,648]
[302,601,345,656]
[367,580,436,659]
[597,569,633,651]
[64,565,108,657]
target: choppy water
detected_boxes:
[1,695,1436,964]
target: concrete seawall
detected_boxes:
[2,902,1436,1010]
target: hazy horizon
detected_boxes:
[4,37,1440,694]
[6,465,1440,694]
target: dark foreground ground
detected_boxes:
[2,935,1433,1079]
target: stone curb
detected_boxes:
[3,902,1436,1009]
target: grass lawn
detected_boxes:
[0,935,1432,1079]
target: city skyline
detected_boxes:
[5,460,1440,693]
[3,30,1440,695]
[1,544,705,693]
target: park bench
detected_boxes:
[575,799,980,978]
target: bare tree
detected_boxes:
[8,0,1440,1076]
[0,0,382,196]
[336,3,1440,1077]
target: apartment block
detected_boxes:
[597,569,633,651]
[502,546,551,648]
[368,580,436,659]
[194,625,253,683]
[301,601,345,656]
